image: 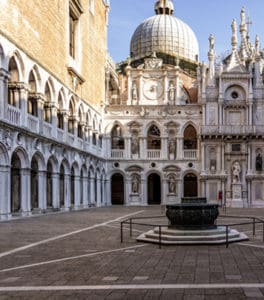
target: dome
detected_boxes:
[130,1,199,63]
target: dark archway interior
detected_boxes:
[184,173,198,197]
[148,173,161,204]
[111,173,124,205]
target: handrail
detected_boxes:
[120,214,264,249]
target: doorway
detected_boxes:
[111,173,124,205]
[148,173,161,204]
[184,173,198,197]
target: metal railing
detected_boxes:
[120,214,264,249]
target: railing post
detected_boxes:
[159,226,162,249]
[130,218,132,237]
[121,221,123,243]
[253,218,256,237]
[226,225,229,248]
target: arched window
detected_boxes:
[28,71,38,116]
[77,107,84,139]
[44,82,52,123]
[8,57,20,107]
[184,125,197,149]
[111,125,124,149]
[68,98,75,134]
[147,125,161,150]
[57,93,64,129]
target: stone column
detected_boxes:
[0,69,9,119]
[38,170,46,210]
[51,103,58,138]
[163,71,168,104]
[0,165,11,220]
[142,178,148,205]
[89,176,95,205]
[162,137,168,160]
[201,142,206,173]
[37,96,45,134]
[64,174,71,210]
[52,172,60,209]
[177,137,184,160]
[82,175,89,208]
[106,178,111,206]
[74,175,81,208]
[20,168,31,216]
[127,68,132,105]
[96,176,101,207]
[20,85,28,126]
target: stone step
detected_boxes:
[137,227,248,245]
[152,226,228,236]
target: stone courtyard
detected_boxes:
[0,206,264,299]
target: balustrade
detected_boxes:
[184,149,197,159]
[147,150,161,159]
[7,105,21,126]
[27,114,39,133]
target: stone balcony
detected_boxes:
[200,125,256,136]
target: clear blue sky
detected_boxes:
[108,0,264,63]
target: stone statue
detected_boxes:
[132,175,139,193]
[132,82,138,101]
[168,139,175,156]
[168,176,176,194]
[131,136,139,154]
[256,153,262,171]
[168,83,175,103]
[232,161,241,183]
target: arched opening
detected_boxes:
[11,152,21,213]
[28,70,38,116]
[78,106,84,139]
[111,124,124,149]
[70,166,75,206]
[8,57,20,107]
[59,164,65,208]
[57,92,64,129]
[31,156,39,210]
[184,125,197,149]
[147,125,161,149]
[44,82,52,123]
[68,98,75,134]
[148,173,161,204]
[46,160,53,208]
[184,173,198,197]
[111,173,124,205]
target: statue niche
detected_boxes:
[131,174,140,194]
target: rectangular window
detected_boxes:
[69,12,77,58]
[232,144,241,152]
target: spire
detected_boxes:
[208,34,215,86]
[154,0,174,15]
[255,35,260,55]
[231,19,238,51]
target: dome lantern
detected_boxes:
[154,0,174,15]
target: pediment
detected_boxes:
[163,165,181,172]
[125,165,144,172]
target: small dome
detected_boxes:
[130,2,199,63]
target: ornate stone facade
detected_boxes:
[1,0,264,221]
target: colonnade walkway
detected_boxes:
[0,206,264,299]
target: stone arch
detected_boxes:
[8,50,25,82]
[57,89,65,129]
[12,147,30,169]
[111,172,125,205]
[147,123,161,150]
[31,151,45,171]
[147,171,162,205]
[183,172,198,198]
[0,142,9,166]
[183,124,198,150]
[0,44,4,68]
[11,151,22,213]
[224,84,246,101]
[59,158,70,208]
[111,122,125,150]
